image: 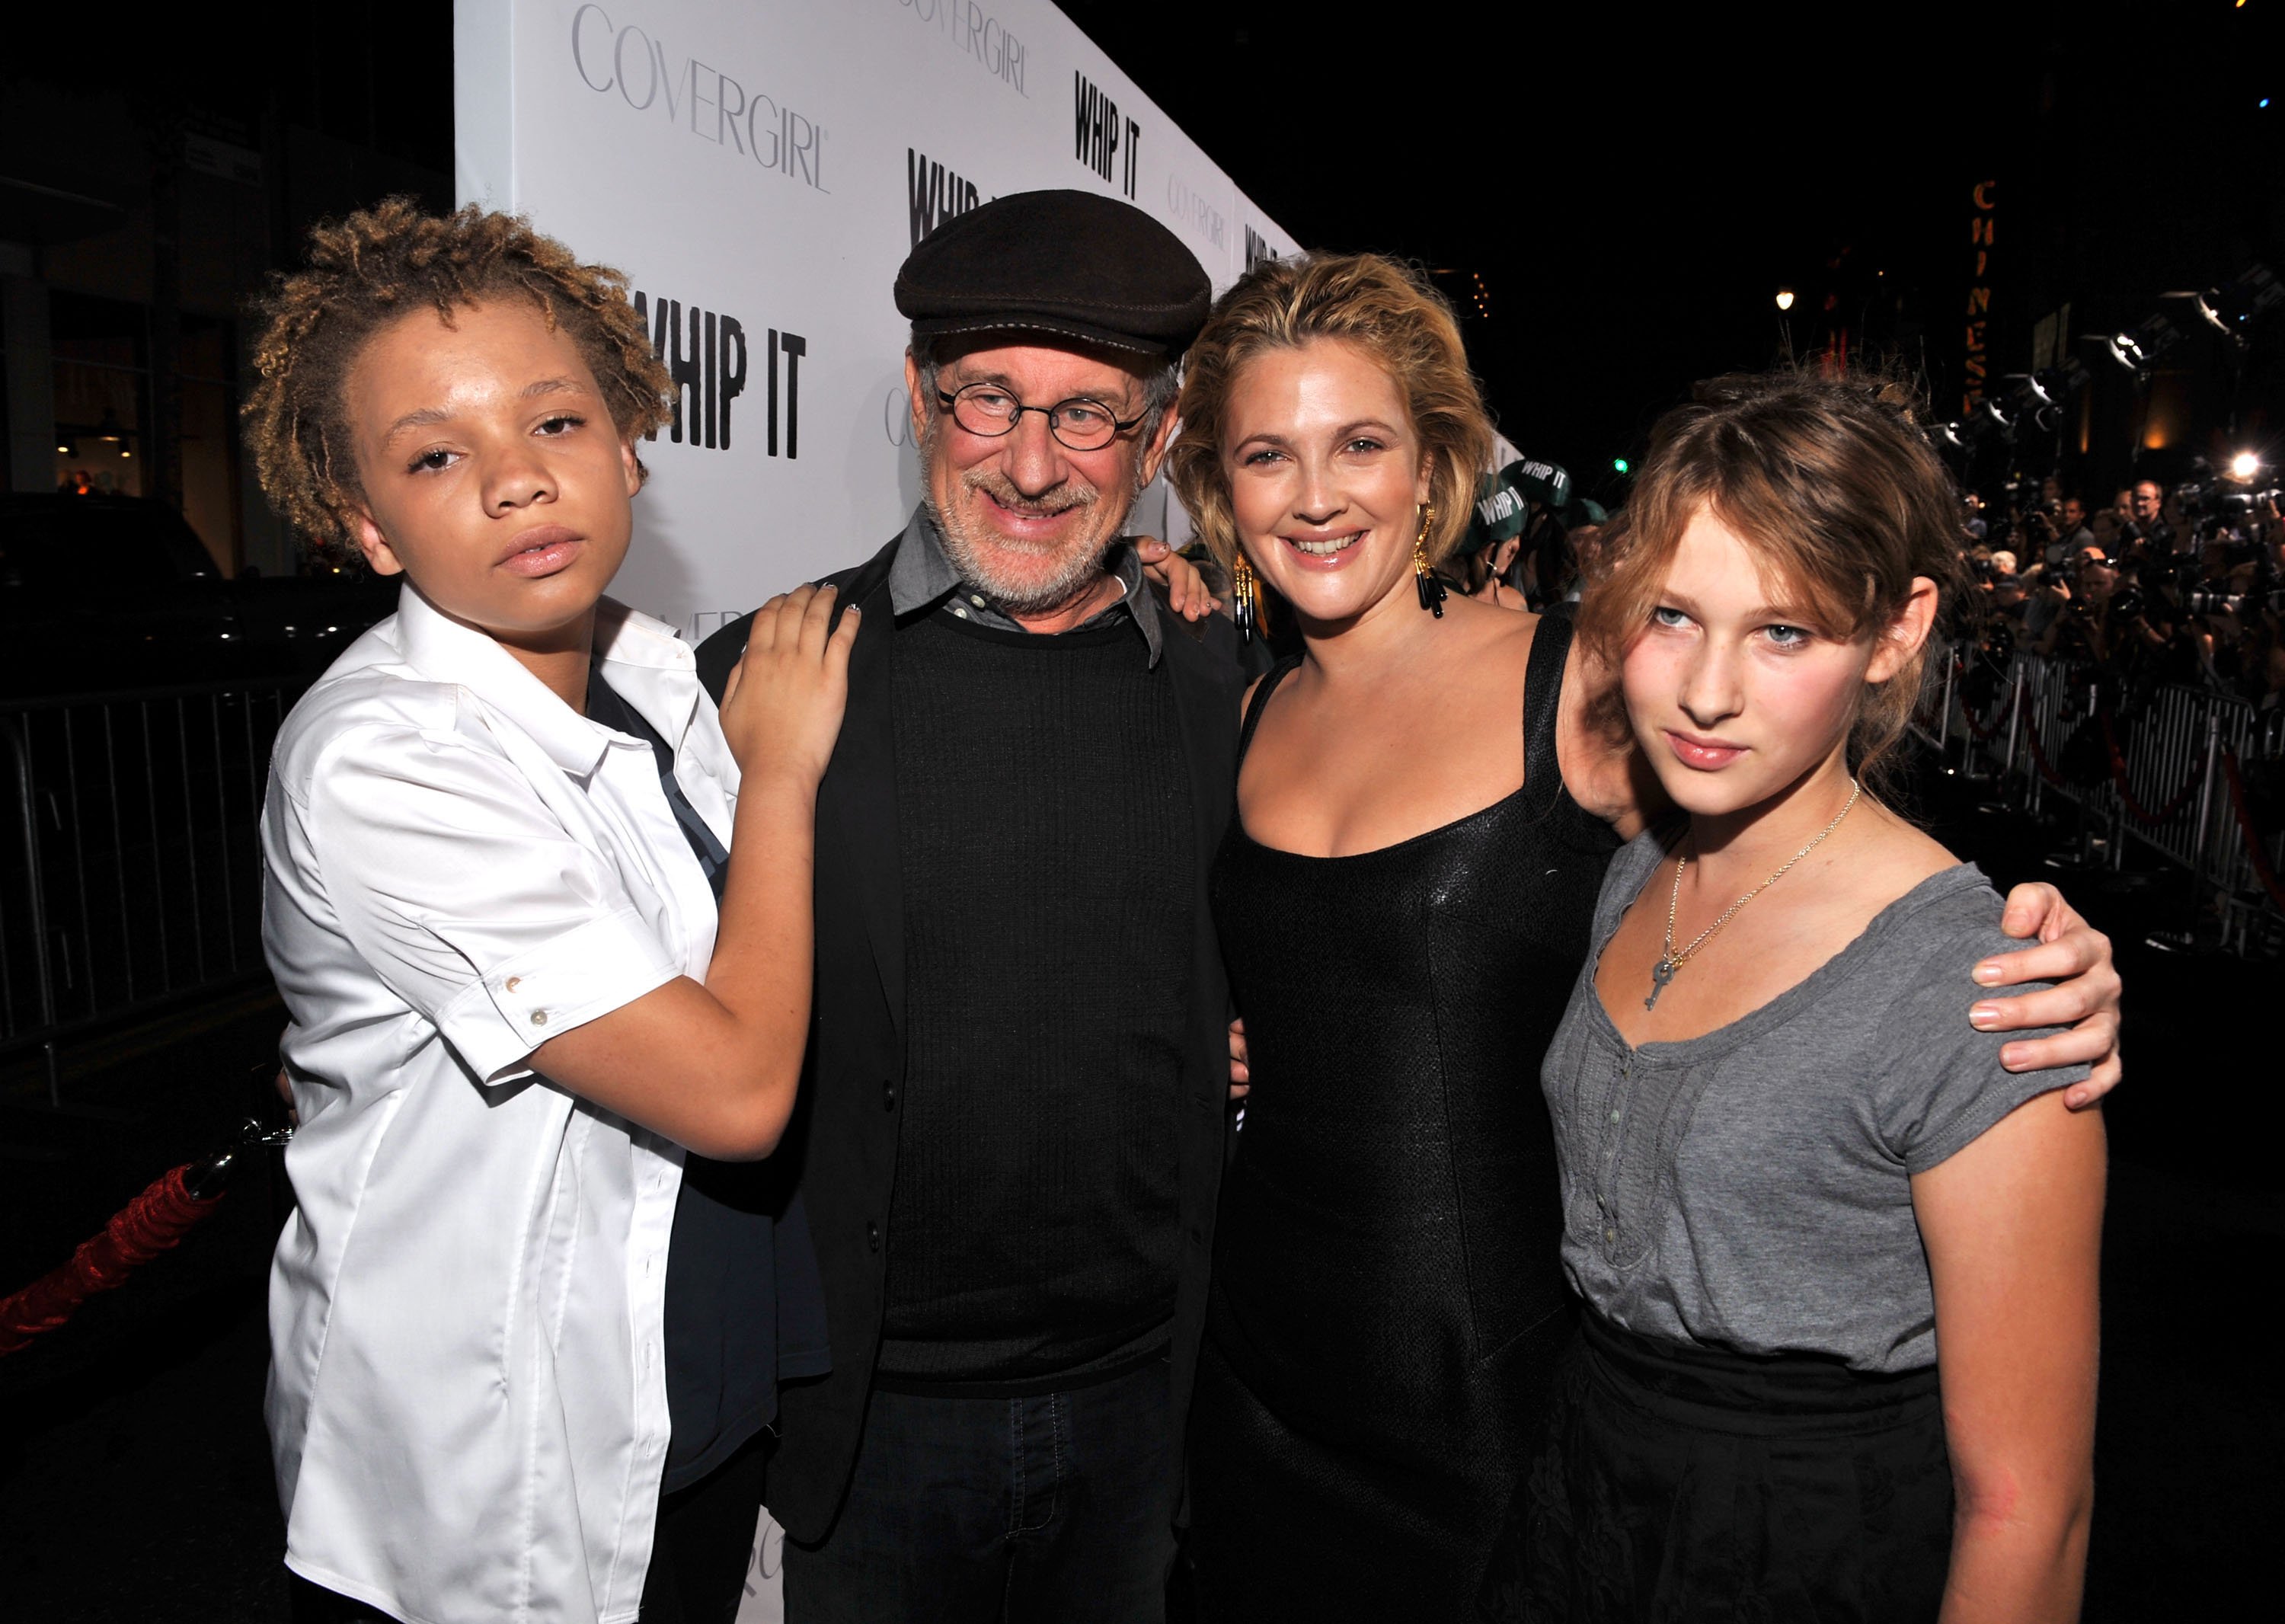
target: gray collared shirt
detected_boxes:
[886,505,1163,667]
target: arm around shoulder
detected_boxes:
[1552,630,1663,840]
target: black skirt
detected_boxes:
[1478,1310,1954,1624]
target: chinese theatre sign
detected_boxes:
[1964,179,1995,418]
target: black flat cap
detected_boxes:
[895,189,1212,357]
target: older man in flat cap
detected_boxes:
[695,189,1241,1621]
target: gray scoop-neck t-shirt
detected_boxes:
[1543,826,2088,1373]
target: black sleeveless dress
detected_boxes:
[1187,610,1621,1620]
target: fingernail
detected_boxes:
[1970,1003,1999,1028]
[1973,962,2002,984]
[845,606,861,617]
[1999,1044,2024,1068]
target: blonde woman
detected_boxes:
[1164,258,2122,1619]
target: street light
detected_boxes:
[1775,288,1795,312]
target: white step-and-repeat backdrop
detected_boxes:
[452,5,1298,1610]
[455,0,1301,641]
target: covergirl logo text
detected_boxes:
[571,5,827,191]
[890,0,1028,95]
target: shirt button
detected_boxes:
[882,1080,897,1111]
[969,594,985,606]
[866,1220,881,1252]
[1605,1226,1617,1244]
[530,1010,548,1027]
[952,606,969,619]
[504,976,522,993]
[1609,1108,1622,1123]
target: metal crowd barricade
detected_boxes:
[1923,644,2285,954]
[0,679,305,1101]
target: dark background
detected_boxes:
[1063,0,2285,505]
[10,1,2285,539]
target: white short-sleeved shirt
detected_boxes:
[261,585,737,1624]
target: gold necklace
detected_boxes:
[1645,779,1861,1012]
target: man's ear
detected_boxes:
[349,507,406,577]
[903,350,932,447]
[1136,404,1181,489]
[1868,575,1941,683]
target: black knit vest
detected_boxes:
[877,607,1194,1389]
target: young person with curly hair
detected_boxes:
[1478,372,2103,1622]
[247,200,852,1624]
[1163,256,2122,1618]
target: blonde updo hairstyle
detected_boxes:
[1165,253,1494,583]
[1577,369,1970,798]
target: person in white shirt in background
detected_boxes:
[243,200,854,1624]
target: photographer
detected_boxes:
[2024,548,2079,642]
[2021,498,2067,572]
[1962,571,2028,715]
[2127,549,2206,686]
[2175,498,2285,702]
[2037,545,2173,679]
[2124,479,2176,555]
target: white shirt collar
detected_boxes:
[389,584,698,779]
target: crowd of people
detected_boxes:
[245,187,2130,1624]
[1961,474,2285,711]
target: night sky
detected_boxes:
[1067,0,2285,504]
[14,0,2284,506]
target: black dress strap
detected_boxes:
[1522,604,1583,822]
[1235,654,1303,771]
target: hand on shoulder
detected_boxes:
[1554,628,1659,839]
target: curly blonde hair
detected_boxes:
[1165,254,1494,580]
[243,197,673,560]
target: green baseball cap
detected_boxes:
[1461,457,1575,553]
[1464,469,1532,551]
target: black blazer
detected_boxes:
[694,530,1243,1543]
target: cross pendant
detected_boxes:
[1645,956,1678,1012]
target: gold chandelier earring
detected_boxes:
[1413,504,1446,618]
[1232,548,1260,644]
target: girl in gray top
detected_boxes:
[1481,372,2104,1623]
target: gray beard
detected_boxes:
[926,482,1123,619]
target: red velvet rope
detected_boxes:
[0,1166,219,1356]
[2221,752,2285,912]
[1945,657,2009,743]
[2017,694,2072,789]
[2098,711,2205,827]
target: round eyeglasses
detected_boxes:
[935,382,1146,452]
